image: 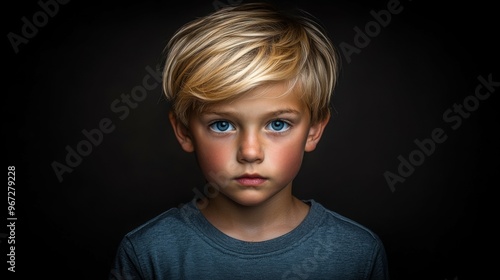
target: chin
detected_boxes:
[227,192,271,207]
[228,190,280,207]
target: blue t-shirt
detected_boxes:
[109,199,389,279]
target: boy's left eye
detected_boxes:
[266,120,290,132]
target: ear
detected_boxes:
[304,113,330,152]
[169,111,195,152]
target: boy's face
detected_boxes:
[170,82,329,207]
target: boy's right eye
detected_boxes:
[209,121,235,133]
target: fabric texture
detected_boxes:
[109,199,389,280]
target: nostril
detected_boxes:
[238,144,263,163]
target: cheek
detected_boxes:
[195,140,232,176]
[267,137,306,177]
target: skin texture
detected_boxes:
[170,82,329,242]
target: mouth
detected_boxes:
[234,174,267,186]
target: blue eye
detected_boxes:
[209,121,235,132]
[267,120,290,132]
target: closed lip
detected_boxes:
[235,174,267,186]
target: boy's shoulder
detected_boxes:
[313,200,383,245]
[123,203,192,242]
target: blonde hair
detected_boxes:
[162,2,339,125]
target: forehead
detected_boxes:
[200,82,308,114]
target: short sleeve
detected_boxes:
[108,237,143,280]
[367,238,390,280]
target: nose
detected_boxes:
[237,129,264,163]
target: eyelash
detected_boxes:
[209,120,235,133]
[266,119,291,133]
[208,119,292,134]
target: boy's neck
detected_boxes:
[198,188,310,242]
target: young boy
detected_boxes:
[110,2,389,279]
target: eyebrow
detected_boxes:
[202,108,302,117]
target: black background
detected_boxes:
[3,0,498,279]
